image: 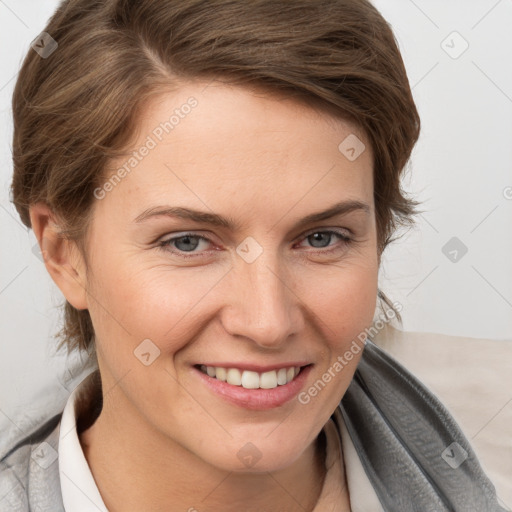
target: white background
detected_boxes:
[0,0,511,453]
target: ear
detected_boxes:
[29,203,89,310]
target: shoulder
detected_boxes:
[374,323,512,505]
[340,327,509,511]
[0,370,101,511]
[0,412,63,511]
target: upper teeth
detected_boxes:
[200,365,301,389]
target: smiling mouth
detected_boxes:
[195,364,310,390]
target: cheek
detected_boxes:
[316,259,379,340]
[308,260,378,396]
[295,264,377,438]
[85,252,230,352]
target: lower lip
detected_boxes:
[193,365,313,410]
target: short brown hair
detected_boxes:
[11,0,421,356]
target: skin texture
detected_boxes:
[30,81,378,511]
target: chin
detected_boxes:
[195,432,314,474]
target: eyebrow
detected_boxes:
[133,199,371,231]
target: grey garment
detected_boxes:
[0,413,64,512]
[339,338,507,511]
[0,340,506,512]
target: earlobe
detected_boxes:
[29,203,89,310]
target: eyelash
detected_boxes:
[156,229,353,259]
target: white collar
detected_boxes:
[58,372,382,511]
[59,372,108,512]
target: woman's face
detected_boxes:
[81,81,378,472]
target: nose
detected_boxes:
[221,247,303,350]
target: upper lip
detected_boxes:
[194,362,311,372]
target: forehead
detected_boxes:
[98,81,374,225]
